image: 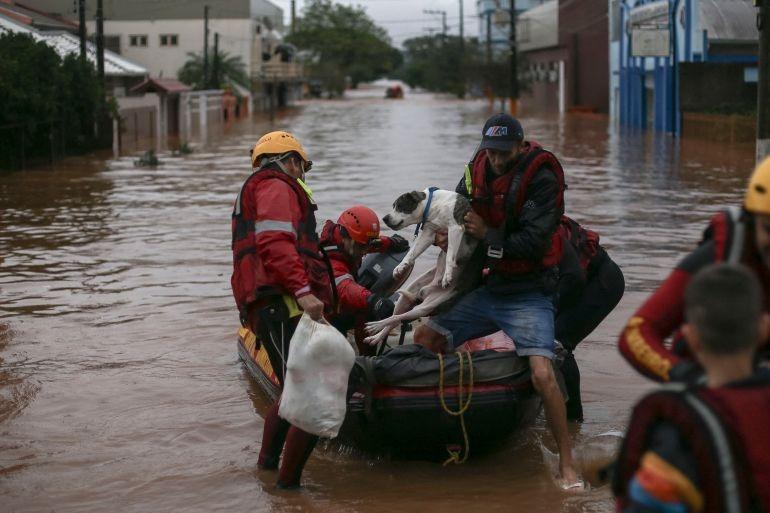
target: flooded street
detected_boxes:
[0,89,757,512]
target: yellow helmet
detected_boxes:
[744,157,770,215]
[250,130,309,167]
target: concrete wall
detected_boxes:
[520,47,567,114]
[518,0,558,53]
[680,62,757,114]
[85,18,257,81]
[559,0,609,113]
[115,93,161,152]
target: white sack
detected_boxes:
[278,313,355,438]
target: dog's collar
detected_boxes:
[414,187,440,236]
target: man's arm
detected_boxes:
[484,169,561,260]
[618,241,714,381]
[367,235,408,254]
[253,179,312,298]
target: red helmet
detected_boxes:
[337,206,380,245]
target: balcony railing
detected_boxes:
[258,61,303,81]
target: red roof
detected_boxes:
[130,78,191,95]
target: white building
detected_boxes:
[18,0,289,83]
[20,0,299,110]
[0,12,148,96]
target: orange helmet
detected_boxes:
[337,206,380,245]
[250,130,309,167]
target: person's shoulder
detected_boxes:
[528,166,558,187]
[677,240,715,273]
[257,176,297,194]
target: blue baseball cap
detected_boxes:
[479,113,524,152]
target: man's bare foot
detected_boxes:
[560,464,581,488]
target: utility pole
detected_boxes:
[509,0,518,115]
[423,9,447,41]
[203,5,209,90]
[212,32,220,89]
[96,0,105,86]
[442,10,447,39]
[758,0,770,162]
[459,0,464,52]
[78,0,86,62]
[486,11,492,65]
[291,0,296,33]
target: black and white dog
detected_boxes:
[364,188,481,346]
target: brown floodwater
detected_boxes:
[0,88,757,512]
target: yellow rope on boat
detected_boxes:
[438,351,474,465]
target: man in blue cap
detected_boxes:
[414,113,579,486]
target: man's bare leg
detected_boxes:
[529,355,578,484]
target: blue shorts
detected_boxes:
[426,286,556,359]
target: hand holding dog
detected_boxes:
[464,211,488,240]
[433,230,448,252]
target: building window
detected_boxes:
[129,35,147,47]
[105,35,121,54]
[160,34,179,46]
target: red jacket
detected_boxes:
[613,372,770,513]
[319,220,394,314]
[231,167,332,312]
[618,208,769,381]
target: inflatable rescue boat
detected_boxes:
[237,250,555,460]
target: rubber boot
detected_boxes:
[276,426,319,489]
[562,352,584,422]
[258,402,290,470]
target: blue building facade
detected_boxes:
[610,0,759,134]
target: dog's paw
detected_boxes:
[363,333,385,346]
[441,273,454,289]
[393,262,412,279]
[365,320,385,335]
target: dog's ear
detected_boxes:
[409,191,427,202]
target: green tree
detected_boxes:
[177,51,249,90]
[287,0,402,95]
[0,32,109,170]
[400,35,469,97]
[399,34,529,99]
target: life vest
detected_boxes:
[557,216,600,273]
[613,376,770,513]
[465,142,566,274]
[231,167,336,314]
[700,206,747,263]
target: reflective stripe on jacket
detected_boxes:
[231,167,334,313]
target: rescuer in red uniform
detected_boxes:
[618,157,770,382]
[319,205,408,352]
[231,130,330,488]
[613,263,770,513]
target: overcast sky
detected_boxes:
[269,0,481,46]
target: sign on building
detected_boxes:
[629,0,670,57]
[632,29,670,56]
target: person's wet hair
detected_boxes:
[684,263,762,354]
